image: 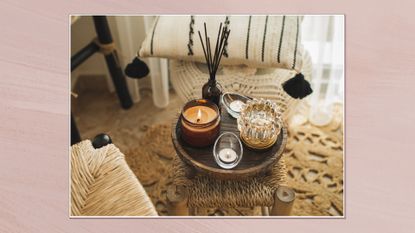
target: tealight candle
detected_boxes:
[213,132,243,169]
[180,99,220,147]
[221,92,251,118]
[229,100,245,113]
[218,148,237,163]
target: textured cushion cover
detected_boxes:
[139,15,304,70]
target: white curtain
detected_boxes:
[301,15,344,124]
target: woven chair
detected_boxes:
[71,137,157,216]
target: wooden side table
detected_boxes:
[172,105,288,180]
[168,105,296,216]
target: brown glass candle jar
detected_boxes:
[180,99,221,147]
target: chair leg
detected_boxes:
[167,185,189,216]
[270,186,295,216]
[93,16,133,109]
[71,113,81,145]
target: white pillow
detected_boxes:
[139,15,304,70]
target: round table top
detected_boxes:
[171,105,288,180]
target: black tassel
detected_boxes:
[124,57,149,79]
[282,73,313,99]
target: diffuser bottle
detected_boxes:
[202,77,222,106]
[197,21,230,106]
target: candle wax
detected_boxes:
[183,106,218,124]
[229,100,245,113]
[218,148,238,163]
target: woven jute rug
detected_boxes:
[125,105,343,216]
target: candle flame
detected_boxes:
[196,108,202,123]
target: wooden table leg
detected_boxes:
[270,186,295,216]
[167,185,189,216]
[261,206,270,216]
[189,206,197,216]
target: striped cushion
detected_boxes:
[139,15,304,70]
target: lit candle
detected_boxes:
[229,100,245,113]
[180,99,221,147]
[218,148,237,163]
[182,106,217,124]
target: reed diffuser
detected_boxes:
[198,23,231,106]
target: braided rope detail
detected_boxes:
[93,38,115,55]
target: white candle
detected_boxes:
[218,148,238,163]
[229,100,245,113]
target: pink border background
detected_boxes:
[1,0,414,232]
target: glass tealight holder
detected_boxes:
[237,98,283,150]
[213,132,243,169]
